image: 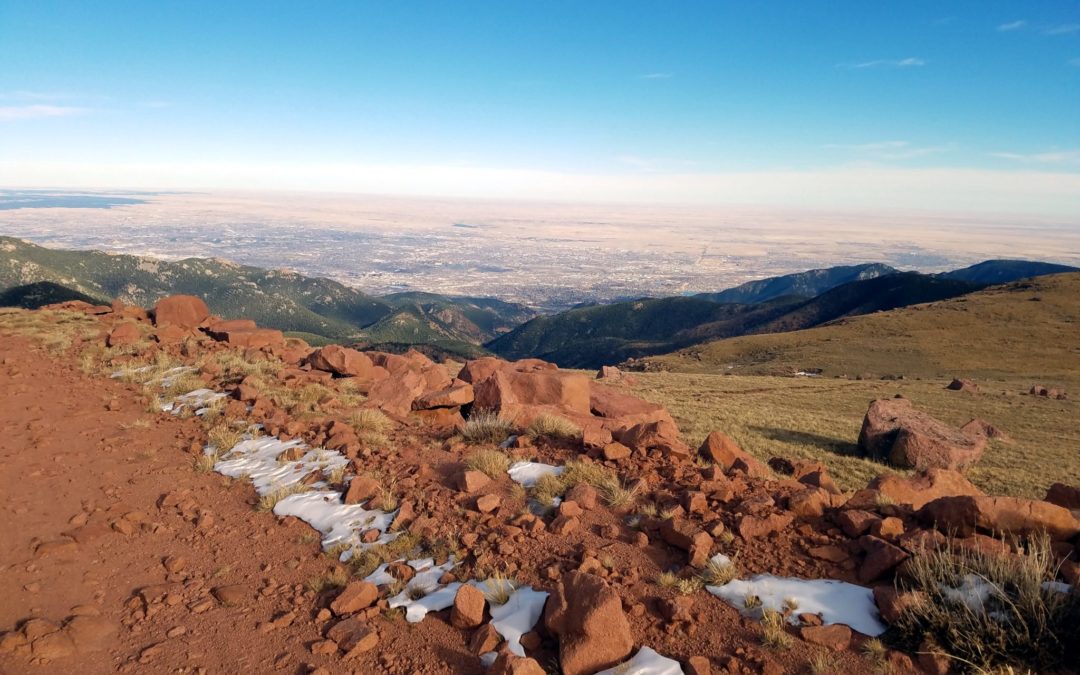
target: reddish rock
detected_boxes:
[490,653,547,675]
[469,623,501,654]
[550,515,579,535]
[661,519,713,567]
[602,442,631,461]
[868,469,984,510]
[473,368,591,421]
[106,322,141,347]
[565,484,599,510]
[946,378,978,393]
[736,512,794,540]
[615,419,689,457]
[873,586,926,624]
[344,476,380,504]
[920,495,1080,540]
[153,295,210,329]
[209,327,284,349]
[476,494,501,514]
[799,624,851,651]
[1045,483,1080,510]
[596,365,622,380]
[858,398,985,471]
[835,510,880,538]
[582,425,613,450]
[456,470,491,493]
[330,581,378,615]
[544,572,634,675]
[306,345,381,379]
[366,368,426,417]
[697,431,769,476]
[788,488,830,519]
[414,382,474,409]
[858,536,909,582]
[960,418,1011,443]
[325,618,378,653]
[685,656,712,675]
[450,584,486,629]
[589,383,673,427]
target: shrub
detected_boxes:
[349,408,392,434]
[701,555,739,586]
[891,535,1080,672]
[460,410,516,444]
[760,609,792,649]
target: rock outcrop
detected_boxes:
[544,572,633,675]
[857,397,986,471]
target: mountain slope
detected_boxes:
[938,259,1079,285]
[0,237,532,348]
[695,263,898,304]
[487,272,982,368]
[641,272,1080,382]
[0,281,105,309]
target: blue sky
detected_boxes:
[1,1,1078,214]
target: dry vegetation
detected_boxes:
[891,536,1080,672]
[624,371,1078,498]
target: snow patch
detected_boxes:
[707,575,886,636]
[162,388,225,413]
[213,436,347,494]
[366,558,457,588]
[508,461,564,487]
[482,586,548,657]
[597,647,684,675]
[389,582,462,623]
[273,491,397,554]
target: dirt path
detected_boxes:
[0,336,339,674]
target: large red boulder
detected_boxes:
[413,382,474,409]
[544,572,633,675]
[209,327,285,349]
[589,383,674,428]
[697,431,770,477]
[919,495,1080,541]
[365,368,426,418]
[152,295,210,329]
[106,322,142,347]
[1045,483,1080,510]
[473,368,590,422]
[614,419,690,458]
[867,469,984,509]
[858,398,985,471]
[306,345,382,379]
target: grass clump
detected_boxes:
[526,413,582,441]
[527,459,633,509]
[207,422,244,453]
[460,410,516,444]
[481,572,518,605]
[655,571,679,589]
[465,449,512,479]
[891,535,1080,672]
[256,483,312,512]
[307,567,349,593]
[194,453,218,473]
[700,555,739,586]
[760,609,792,649]
[349,408,392,434]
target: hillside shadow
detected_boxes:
[750,425,860,457]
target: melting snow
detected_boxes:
[389,582,463,623]
[274,491,397,553]
[507,461,564,487]
[478,585,548,657]
[213,436,347,494]
[366,558,457,588]
[707,575,886,636]
[162,388,225,413]
[597,647,684,675]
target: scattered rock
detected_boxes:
[450,584,486,629]
[153,295,210,329]
[330,581,378,615]
[920,495,1080,540]
[858,398,986,471]
[799,624,851,651]
[544,571,634,675]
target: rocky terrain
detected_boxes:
[1,295,1078,674]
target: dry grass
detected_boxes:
[701,555,739,586]
[655,571,679,589]
[628,371,1079,497]
[349,408,392,434]
[465,449,512,479]
[760,609,792,649]
[194,453,218,473]
[891,535,1080,672]
[526,413,582,440]
[460,410,516,444]
[207,422,244,453]
[306,567,349,593]
[481,572,518,605]
[256,483,312,512]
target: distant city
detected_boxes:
[2,189,1077,312]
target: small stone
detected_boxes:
[451,584,486,629]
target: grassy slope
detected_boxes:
[621,273,1080,498]
[645,273,1080,384]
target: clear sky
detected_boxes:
[1,1,1078,216]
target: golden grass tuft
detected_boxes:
[349,408,392,434]
[306,567,349,594]
[760,609,792,649]
[481,572,518,605]
[460,410,516,444]
[526,413,582,440]
[256,483,312,512]
[207,422,244,453]
[700,555,739,586]
[465,449,511,479]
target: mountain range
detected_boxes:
[2,235,1075,365]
